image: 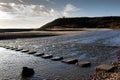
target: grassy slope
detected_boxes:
[39,16,120,30]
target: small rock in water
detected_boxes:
[15,48,23,51]
[76,61,91,67]
[11,47,17,50]
[62,58,78,64]
[96,64,115,72]
[21,67,35,77]
[6,47,10,49]
[34,53,44,56]
[21,49,29,52]
[51,57,63,61]
[42,54,53,59]
[27,51,36,54]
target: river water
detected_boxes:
[0,30,120,80]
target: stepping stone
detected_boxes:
[27,51,36,54]
[62,58,78,64]
[11,48,17,50]
[15,48,23,51]
[51,57,63,61]
[42,54,53,59]
[5,47,10,49]
[21,49,29,52]
[76,61,91,67]
[96,64,115,72]
[6,47,10,49]
[34,53,44,56]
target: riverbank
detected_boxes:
[87,53,120,80]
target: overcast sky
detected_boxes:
[0,0,119,28]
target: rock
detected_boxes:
[54,78,62,80]
[15,48,23,51]
[111,61,118,67]
[51,57,63,61]
[11,47,17,50]
[6,47,10,49]
[42,54,53,59]
[34,53,44,56]
[21,49,29,52]
[76,61,91,67]
[96,64,115,72]
[62,58,78,64]
[27,51,36,54]
[21,67,34,77]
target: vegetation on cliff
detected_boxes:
[40,16,120,30]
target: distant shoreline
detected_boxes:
[0,28,112,40]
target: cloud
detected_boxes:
[45,0,55,4]
[0,2,64,28]
[45,0,50,2]
[0,2,62,19]
[63,4,80,17]
[0,2,82,28]
[64,4,80,12]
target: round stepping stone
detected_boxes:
[12,48,18,50]
[21,49,29,52]
[41,54,53,59]
[76,61,91,67]
[6,47,10,49]
[15,48,23,51]
[10,47,14,50]
[51,57,63,61]
[34,53,44,56]
[96,64,115,72]
[62,58,78,64]
[10,48,14,50]
[27,51,36,54]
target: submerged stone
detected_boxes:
[76,61,91,67]
[96,64,115,72]
[62,58,78,64]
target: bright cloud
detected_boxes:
[0,2,62,19]
[45,0,55,4]
[0,2,63,28]
[64,4,80,12]
[63,4,80,17]
[0,2,80,28]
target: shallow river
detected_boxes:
[0,30,120,80]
